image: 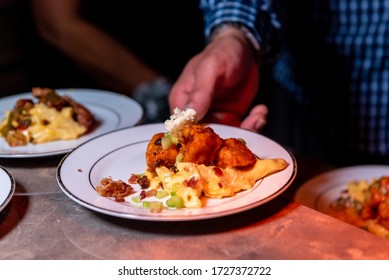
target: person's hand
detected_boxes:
[169,26,260,127]
[240,104,268,132]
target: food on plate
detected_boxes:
[96,108,288,211]
[0,87,95,146]
[96,177,135,202]
[330,176,389,239]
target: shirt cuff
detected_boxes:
[210,22,261,52]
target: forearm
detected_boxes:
[31,0,160,95]
[51,21,160,94]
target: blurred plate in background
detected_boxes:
[0,165,15,212]
[0,88,143,158]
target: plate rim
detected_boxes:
[0,88,143,158]
[294,164,389,211]
[56,123,297,221]
[0,165,16,212]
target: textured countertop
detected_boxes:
[1,154,389,260]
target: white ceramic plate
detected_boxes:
[57,123,297,221]
[294,165,389,215]
[0,88,143,158]
[0,165,15,212]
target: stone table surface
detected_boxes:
[1,154,389,260]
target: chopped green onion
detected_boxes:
[166,196,184,209]
[161,134,172,149]
[142,201,163,212]
[171,185,178,193]
[148,201,163,213]
[156,190,169,199]
[176,153,183,163]
[142,201,150,208]
[131,196,141,204]
[237,138,246,145]
[170,135,179,145]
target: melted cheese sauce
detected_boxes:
[146,162,253,208]
[27,103,86,144]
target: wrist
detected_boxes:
[210,23,260,60]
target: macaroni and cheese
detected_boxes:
[0,87,95,146]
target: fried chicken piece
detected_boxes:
[359,203,376,220]
[146,132,179,173]
[378,202,389,230]
[215,138,257,168]
[179,125,223,165]
[369,178,389,207]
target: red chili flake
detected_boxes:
[213,167,223,177]
[218,183,223,188]
[77,168,83,172]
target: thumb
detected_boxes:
[185,89,212,121]
[185,69,218,121]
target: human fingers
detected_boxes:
[169,75,213,122]
[170,55,220,121]
[168,60,196,111]
[240,104,268,132]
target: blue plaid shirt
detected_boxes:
[200,0,389,156]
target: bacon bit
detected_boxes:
[96,176,134,198]
[213,167,223,177]
[140,191,146,200]
[128,173,139,184]
[140,189,157,200]
[137,175,150,189]
[185,176,198,189]
[77,169,83,172]
[147,189,157,197]
[150,208,161,213]
[17,119,32,130]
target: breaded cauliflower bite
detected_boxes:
[145,132,180,174]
